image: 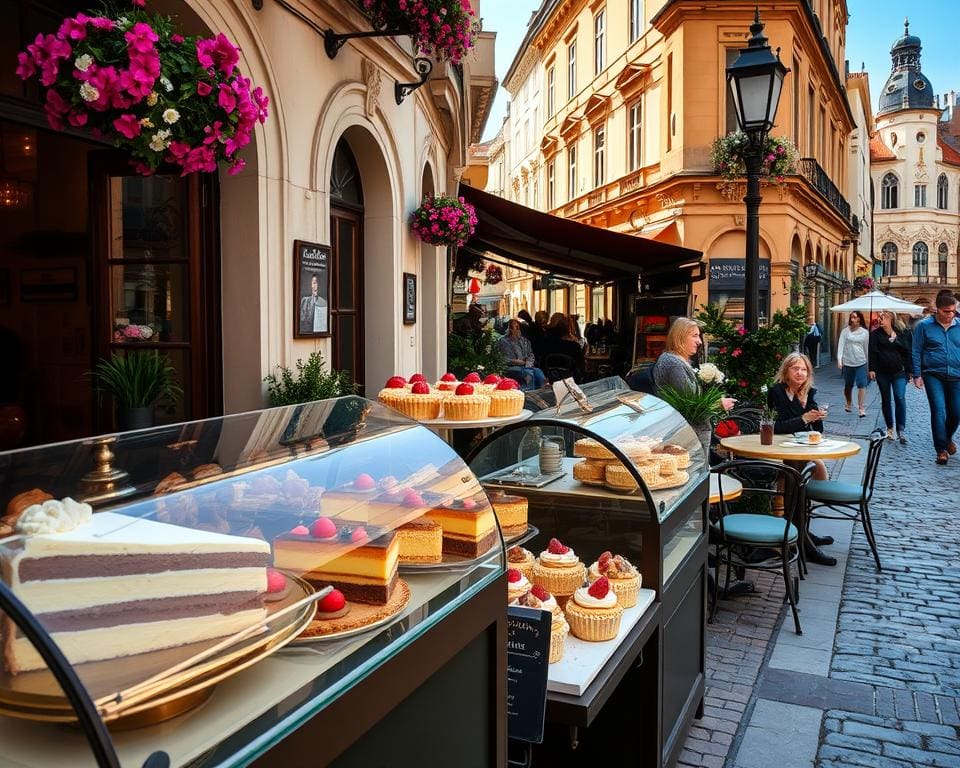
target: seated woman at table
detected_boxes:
[768,352,829,481]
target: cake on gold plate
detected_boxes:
[441,383,491,421]
[487,378,525,417]
[506,545,535,580]
[506,567,532,602]
[565,577,624,642]
[531,537,586,607]
[587,551,641,608]
[395,517,442,564]
[514,585,568,663]
[487,490,528,537]
[377,376,408,411]
[396,381,442,420]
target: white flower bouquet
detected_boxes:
[696,363,726,385]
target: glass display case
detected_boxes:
[0,396,507,767]
[467,377,708,768]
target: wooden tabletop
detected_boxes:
[709,473,743,504]
[719,433,861,461]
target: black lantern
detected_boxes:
[725,8,789,331]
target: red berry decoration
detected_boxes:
[318,588,346,613]
[483,374,502,384]
[385,376,406,388]
[402,489,425,507]
[455,383,475,396]
[463,372,482,383]
[507,568,522,583]
[440,372,457,382]
[310,517,337,539]
[266,568,287,593]
[411,381,431,395]
[597,550,613,571]
[409,373,427,383]
[496,378,520,390]
[354,473,375,490]
[588,576,610,599]
[547,537,570,555]
[350,527,368,542]
[531,584,550,601]
[290,524,310,536]
[462,497,477,510]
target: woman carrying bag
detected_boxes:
[869,312,913,444]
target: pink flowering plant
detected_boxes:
[359,0,479,64]
[710,132,798,185]
[15,1,268,176]
[409,193,477,248]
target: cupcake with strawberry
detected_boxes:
[565,576,624,641]
[435,371,461,393]
[515,584,569,663]
[476,372,502,394]
[488,377,525,417]
[397,380,443,420]
[506,545,535,580]
[587,551,641,608]
[532,537,586,607]
[377,375,409,411]
[441,382,491,420]
[506,567,532,602]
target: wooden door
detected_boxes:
[90,154,221,431]
[330,206,364,394]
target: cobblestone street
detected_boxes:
[681,366,960,768]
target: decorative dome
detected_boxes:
[878,19,936,116]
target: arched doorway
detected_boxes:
[329,139,365,393]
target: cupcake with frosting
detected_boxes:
[435,371,461,393]
[506,545,535,580]
[506,567,532,602]
[587,551,641,607]
[531,537,586,607]
[377,375,409,411]
[488,378,525,417]
[442,383,491,420]
[396,381,442,420]
[515,585,568,663]
[565,577,624,641]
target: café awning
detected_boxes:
[458,184,704,285]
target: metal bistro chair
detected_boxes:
[805,429,885,571]
[710,459,805,635]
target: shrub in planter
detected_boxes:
[263,351,354,407]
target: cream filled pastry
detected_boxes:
[506,568,532,602]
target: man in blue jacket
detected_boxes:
[913,291,960,465]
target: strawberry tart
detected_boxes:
[514,584,568,663]
[487,378,525,417]
[531,537,586,607]
[506,567,532,602]
[435,372,461,393]
[377,376,408,411]
[564,576,624,641]
[587,551,641,607]
[396,381,442,420]
[441,383,491,420]
[506,545,535,580]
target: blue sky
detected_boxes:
[479,0,955,143]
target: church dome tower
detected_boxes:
[877,19,935,116]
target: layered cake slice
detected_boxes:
[272,518,399,605]
[1,502,270,675]
[395,517,442,564]
[424,495,497,558]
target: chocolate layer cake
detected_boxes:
[1,507,270,675]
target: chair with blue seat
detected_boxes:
[805,429,884,571]
[709,459,804,635]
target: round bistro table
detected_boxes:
[709,473,743,505]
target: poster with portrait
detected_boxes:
[294,240,331,338]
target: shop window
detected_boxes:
[881,242,898,277]
[881,173,899,209]
[912,242,928,277]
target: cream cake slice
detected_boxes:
[1,507,269,675]
[424,495,497,558]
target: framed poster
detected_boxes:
[403,272,417,324]
[294,240,331,338]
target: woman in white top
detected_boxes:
[837,310,870,417]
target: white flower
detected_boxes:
[148,133,170,152]
[160,77,173,92]
[146,91,158,106]
[696,363,725,385]
[162,108,180,124]
[138,326,154,340]
[139,118,154,128]
[156,129,171,140]
[79,82,100,102]
[117,16,130,28]
[74,54,93,72]
[760,384,768,394]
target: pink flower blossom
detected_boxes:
[58,14,89,42]
[124,22,159,55]
[123,324,141,339]
[196,33,239,76]
[217,83,236,113]
[171,33,184,44]
[737,326,747,336]
[15,52,36,80]
[196,80,212,97]
[67,110,88,127]
[113,113,142,139]
[227,157,246,175]
[732,348,742,357]
[131,0,146,7]
[90,17,115,30]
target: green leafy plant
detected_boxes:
[657,383,726,425]
[264,351,354,407]
[447,326,505,380]
[711,132,798,184]
[698,303,808,404]
[89,350,182,409]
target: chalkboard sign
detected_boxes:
[507,605,551,744]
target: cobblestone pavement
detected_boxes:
[680,365,960,768]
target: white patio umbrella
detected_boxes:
[829,290,925,315]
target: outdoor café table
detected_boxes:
[709,473,743,505]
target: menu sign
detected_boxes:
[507,606,551,744]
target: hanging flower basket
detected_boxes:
[853,275,874,291]
[710,132,798,185]
[16,1,268,177]
[409,193,477,248]
[484,264,503,285]
[359,0,480,64]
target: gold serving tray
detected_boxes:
[0,574,316,726]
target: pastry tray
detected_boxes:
[482,469,566,488]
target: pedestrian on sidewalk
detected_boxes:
[912,291,960,465]
[838,311,870,418]
[869,311,913,444]
[804,320,822,367]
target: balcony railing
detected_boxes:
[882,274,951,285]
[796,157,851,225]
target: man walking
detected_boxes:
[912,292,960,465]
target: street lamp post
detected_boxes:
[726,8,789,331]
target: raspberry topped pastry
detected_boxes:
[516,584,569,663]
[531,537,586,607]
[488,378,525,417]
[377,376,408,410]
[506,567,532,602]
[436,372,461,392]
[396,380,442,420]
[564,576,624,641]
[587,551,641,607]
[441,383,491,420]
[506,545,535,580]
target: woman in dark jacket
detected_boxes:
[868,311,913,444]
[542,312,585,382]
[767,352,829,479]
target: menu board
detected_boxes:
[506,606,551,744]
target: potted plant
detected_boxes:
[263,351,354,407]
[15,1,268,176]
[409,193,478,248]
[359,0,479,64]
[655,363,729,453]
[710,132,798,186]
[90,350,182,430]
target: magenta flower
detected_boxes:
[196,80,212,97]
[58,14,89,42]
[196,33,240,76]
[113,113,141,139]
[124,22,159,55]
[90,17,115,30]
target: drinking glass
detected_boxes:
[820,402,830,416]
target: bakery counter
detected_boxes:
[0,563,505,767]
